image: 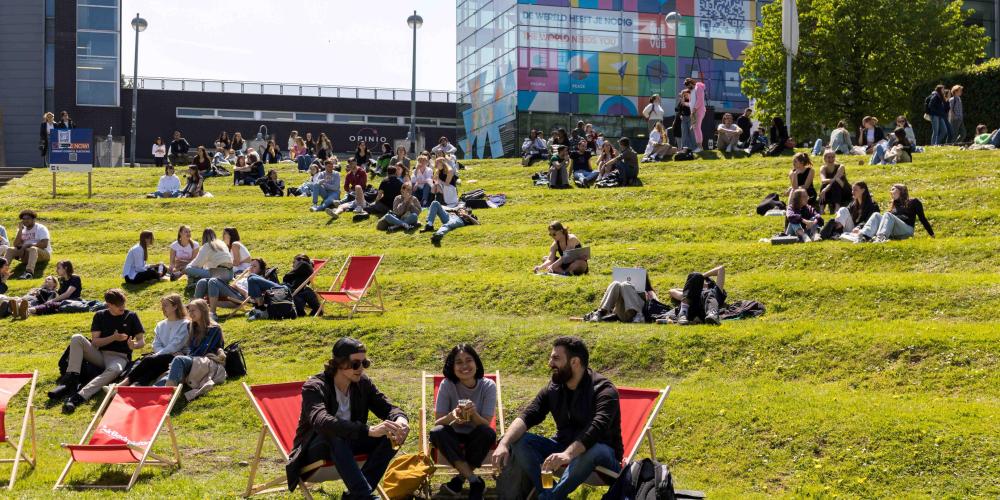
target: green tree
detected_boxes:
[740,0,987,139]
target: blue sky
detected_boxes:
[121,0,457,91]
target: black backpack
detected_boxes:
[673,149,695,161]
[603,458,676,500]
[263,286,297,320]
[924,93,934,114]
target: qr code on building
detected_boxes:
[696,0,749,40]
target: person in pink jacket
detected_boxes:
[685,78,706,152]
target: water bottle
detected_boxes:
[708,139,715,150]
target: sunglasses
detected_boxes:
[346,359,371,370]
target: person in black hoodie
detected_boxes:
[55,111,75,129]
[858,184,934,243]
[168,130,191,166]
[830,181,880,241]
[736,107,754,147]
[764,117,790,156]
[282,254,321,317]
[927,84,952,145]
[285,338,408,499]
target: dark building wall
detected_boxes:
[0,0,45,167]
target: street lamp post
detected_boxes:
[407,10,423,154]
[664,12,681,145]
[129,13,147,168]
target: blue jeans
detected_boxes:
[312,185,341,209]
[869,141,887,164]
[303,434,397,498]
[680,115,696,150]
[208,277,242,300]
[383,212,418,229]
[426,201,465,237]
[573,170,599,185]
[811,139,824,156]
[413,184,432,206]
[247,275,282,300]
[151,190,181,198]
[509,433,619,500]
[160,355,193,385]
[296,154,314,171]
[185,267,233,283]
[930,115,951,145]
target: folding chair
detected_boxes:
[419,371,505,476]
[225,267,257,319]
[1,371,37,490]
[54,386,182,491]
[291,259,329,297]
[243,381,387,499]
[585,386,671,485]
[315,255,384,318]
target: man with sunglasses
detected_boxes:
[286,337,409,499]
[5,210,52,280]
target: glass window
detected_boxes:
[176,108,216,118]
[45,44,55,89]
[217,110,255,119]
[366,116,400,125]
[223,82,243,93]
[301,86,320,97]
[76,56,117,81]
[46,0,55,17]
[262,84,281,95]
[79,0,118,5]
[77,81,117,106]
[76,31,116,57]
[261,111,294,121]
[77,6,117,31]
[334,114,365,124]
[296,112,327,122]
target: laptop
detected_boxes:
[612,267,647,288]
[561,246,590,264]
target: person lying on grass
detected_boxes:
[421,201,479,246]
[785,188,823,242]
[430,344,497,500]
[534,221,588,276]
[23,260,81,315]
[657,265,727,326]
[59,288,145,413]
[583,271,657,323]
[856,183,934,243]
[377,182,422,232]
[122,230,167,284]
[119,293,190,386]
[6,274,57,320]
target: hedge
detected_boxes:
[909,59,1000,144]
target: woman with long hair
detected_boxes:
[430,344,496,499]
[192,145,212,176]
[232,132,245,153]
[169,225,200,279]
[642,93,665,131]
[160,299,225,391]
[123,231,166,284]
[534,221,589,275]
[927,85,951,145]
[24,260,82,315]
[817,150,850,213]
[120,293,190,386]
[215,131,231,150]
[643,121,675,161]
[354,141,372,168]
[596,141,618,180]
[262,139,281,164]
[152,136,167,167]
[431,156,459,207]
[180,165,204,197]
[316,133,332,160]
[831,181,880,240]
[222,227,252,273]
[858,184,934,242]
[784,188,822,242]
[184,228,233,282]
[287,130,299,158]
[787,152,818,208]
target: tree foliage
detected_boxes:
[740,0,987,139]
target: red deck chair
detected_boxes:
[227,259,328,319]
[419,372,505,476]
[1,371,37,490]
[315,255,384,318]
[53,385,182,491]
[243,381,387,499]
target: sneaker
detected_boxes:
[420,224,435,233]
[705,313,721,325]
[693,147,704,153]
[310,206,320,212]
[401,223,414,231]
[386,225,402,233]
[49,372,80,400]
[632,311,645,323]
[583,310,602,322]
[468,476,486,500]
[873,235,888,243]
[440,476,464,496]
[354,206,366,215]
[325,208,339,219]
[145,193,156,199]
[18,272,33,280]
[62,393,85,414]
[431,234,443,246]
[677,314,690,326]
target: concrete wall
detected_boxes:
[0,0,45,167]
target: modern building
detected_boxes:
[455,0,1000,158]
[0,0,458,167]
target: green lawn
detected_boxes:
[1,147,999,498]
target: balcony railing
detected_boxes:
[124,76,458,103]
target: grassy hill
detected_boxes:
[1,148,999,498]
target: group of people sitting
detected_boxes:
[292,336,632,500]
[779,152,934,243]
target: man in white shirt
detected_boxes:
[431,136,458,156]
[6,210,52,279]
[716,113,744,153]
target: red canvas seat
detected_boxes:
[243,381,384,499]
[419,372,505,474]
[54,385,182,491]
[587,386,669,485]
[315,255,385,318]
[1,372,37,490]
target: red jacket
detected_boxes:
[344,167,367,192]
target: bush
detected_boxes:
[909,59,1000,144]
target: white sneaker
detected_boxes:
[693,147,703,153]
[354,206,366,214]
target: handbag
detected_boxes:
[223,341,248,378]
[380,452,434,499]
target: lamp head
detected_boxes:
[665,11,681,24]
[131,14,147,32]
[407,11,423,30]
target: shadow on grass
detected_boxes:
[7,260,51,279]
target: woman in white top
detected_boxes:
[431,157,459,207]
[184,229,233,282]
[641,94,665,131]
[120,293,190,386]
[411,154,434,207]
[643,121,676,161]
[168,225,200,280]
[123,230,166,284]
[223,227,251,273]
[152,137,167,167]
[715,113,744,153]
[148,165,182,198]
[287,131,299,159]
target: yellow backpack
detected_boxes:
[380,452,435,499]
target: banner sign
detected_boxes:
[49,128,94,172]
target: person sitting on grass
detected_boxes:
[817,150,850,214]
[412,155,434,207]
[374,143,394,176]
[715,113,743,154]
[325,184,370,220]
[431,157,460,207]
[192,146,215,177]
[193,257,267,320]
[422,201,479,246]
[233,153,265,186]
[548,146,571,189]
[377,182,422,232]
[0,225,7,266]
[282,254,322,317]
[180,166,204,198]
[658,265,727,326]
[583,271,656,323]
[212,144,231,169]
[872,128,914,165]
[157,299,226,402]
[642,121,675,162]
[262,139,281,164]
[0,259,10,315]
[309,159,342,211]
[607,137,640,186]
[118,293,189,387]
[570,140,598,188]
[123,230,167,284]
[493,336,622,500]
[184,229,233,283]
[857,184,934,243]
[430,344,497,500]
[59,288,145,413]
[830,181,880,241]
[343,157,368,199]
[787,152,818,208]
[7,275,57,320]
[147,164,182,198]
[595,141,618,181]
[785,188,823,242]
[259,169,285,197]
[295,137,314,172]
[534,221,588,276]
[763,117,789,157]
[5,209,52,280]
[390,145,411,171]
[857,116,885,155]
[522,129,548,166]
[354,141,374,170]
[814,120,852,155]
[285,338,409,499]
[168,130,191,166]
[366,165,404,216]
[168,225,199,281]
[22,260,82,316]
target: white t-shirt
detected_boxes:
[441,183,459,207]
[231,241,251,272]
[157,174,181,193]
[717,123,741,135]
[642,102,664,121]
[170,240,200,262]
[152,143,167,158]
[335,386,351,421]
[19,223,52,255]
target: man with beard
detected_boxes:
[492,336,622,499]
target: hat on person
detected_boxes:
[332,337,366,359]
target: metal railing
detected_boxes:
[123,76,459,104]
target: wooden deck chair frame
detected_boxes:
[53,385,182,491]
[226,267,256,319]
[1,371,38,490]
[242,383,387,499]
[316,255,385,319]
[418,371,506,477]
[290,258,329,298]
